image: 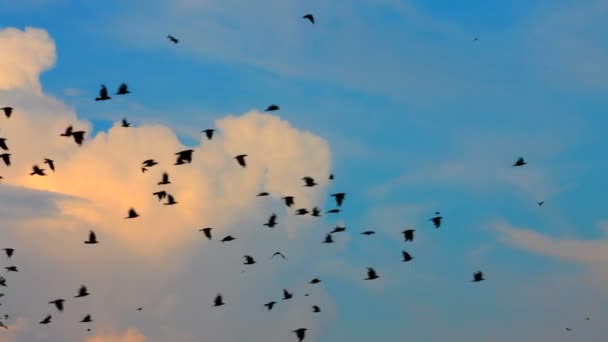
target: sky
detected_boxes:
[1,0,608,341]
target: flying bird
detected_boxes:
[264,214,277,228]
[75,285,90,298]
[471,271,485,282]
[293,328,307,342]
[142,159,158,167]
[365,267,380,280]
[513,157,527,167]
[202,129,215,140]
[126,208,139,219]
[1,107,13,118]
[213,294,225,307]
[5,266,17,272]
[175,149,194,165]
[303,14,315,24]
[39,315,52,324]
[164,194,178,205]
[221,235,235,243]
[312,305,321,313]
[311,207,321,217]
[361,230,375,235]
[326,209,340,214]
[153,190,167,201]
[243,255,256,265]
[0,153,10,167]
[283,196,295,207]
[0,321,7,329]
[2,248,14,258]
[331,193,346,206]
[158,173,170,185]
[402,251,413,262]
[0,277,6,287]
[329,173,334,180]
[49,299,65,312]
[282,289,293,300]
[199,227,213,240]
[115,83,131,95]
[322,234,334,244]
[72,131,86,145]
[272,252,286,260]
[80,314,92,323]
[309,278,321,284]
[402,229,415,242]
[265,104,279,111]
[167,35,179,43]
[295,208,309,215]
[44,158,55,172]
[538,201,544,206]
[430,212,442,228]
[234,154,248,167]
[141,167,147,173]
[331,226,346,234]
[60,125,73,137]
[84,231,98,244]
[0,138,8,151]
[302,177,316,187]
[95,85,111,101]
[264,301,277,311]
[565,328,572,331]
[121,118,131,127]
[257,192,269,197]
[30,165,46,176]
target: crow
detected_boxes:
[158,172,170,185]
[365,267,379,280]
[39,315,52,324]
[0,153,10,167]
[430,212,442,229]
[75,285,90,298]
[513,157,527,167]
[44,158,55,172]
[2,248,14,258]
[312,305,321,313]
[303,177,316,187]
[309,278,321,284]
[126,208,139,219]
[121,118,131,127]
[213,294,225,307]
[331,226,346,234]
[402,229,415,242]
[295,208,309,215]
[303,14,315,24]
[471,271,485,282]
[175,149,194,164]
[265,104,279,111]
[293,328,307,341]
[72,131,85,145]
[361,230,375,235]
[153,190,167,201]
[538,201,544,206]
[257,192,269,197]
[80,314,92,323]
[234,154,248,167]
[60,125,73,137]
[272,252,286,260]
[402,251,413,262]
[5,266,17,272]
[326,209,340,214]
[164,194,178,205]
[0,138,8,151]
[264,301,277,311]
[264,214,277,228]
[221,235,235,243]
[202,129,215,140]
[142,159,158,167]
[283,196,295,207]
[199,227,213,240]
[84,231,98,244]
[95,85,111,101]
[167,35,179,44]
[331,193,346,206]
[243,255,256,265]
[49,299,65,312]
[30,165,46,176]
[311,207,321,217]
[282,289,293,300]
[1,107,13,118]
[322,234,334,244]
[116,83,130,95]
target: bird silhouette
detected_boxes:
[295,208,309,215]
[331,226,346,234]
[303,177,317,187]
[282,289,293,300]
[121,118,131,127]
[153,190,167,201]
[322,234,334,244]
[565,328,572,331]
[0,277,5,287]
[164,194,178,205]
[167,35,179,43]
[365,267,380,280]
[126,208,139,219]
[95,85,111,101]
[0,321,6,329]
[1,107,13,118]
[0,138,8,151]
[326,209,341,214]
[2,248,14,258]
[80,314,92,323]
[202,129,215,140]
[213,294,225,306]
[402,251,413,262]
[234,154,248,167]
[141,167,147,173]
[430,212,442,228]
[84,231,98,244]
[283,196,295,207]
[538,201,544,206]
[264,214,277,228]
[272,252,286,260]
[5,266,17,272]
[137,307,143,311]
[471,271,485,282]
[257,192,269,197]
[303,14,315,24]
[72,131,85,145]
[116,83,130,95]
[309,278,321,285]
[30,165,46,176]
[175,150,194,164]
[331,193,346,206]
[513,157,527,167]
[39,315,52,324]
[311,207,321,217]
[43,158,55,172]
[199,227,213,240]
[312,305,321,313]
[158,172,171,185]
[60,125,73,137]
[265,104,279,111]
[221,235,235,243]
[264,301,277,311]
[361,230,375,235]
[293,328,307,341]
[75,285,90,298]
[586,317,591,320]
[402,229,415,242]
[49,299,65,312]
[142,159,158,167]
[0,153,10,167]
[243,255,256,265]
[329,173,334,180]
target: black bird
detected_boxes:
[282,289,293,300]
[565,328,572,331]
[142,159,158,167]
[0,293,4,298]
[80,314,92,323]
[84,231,98,244]
[326,209,340,214]
[116,83,130,95]
[60,125,73,137]
[303,177,316,187]
[30,165,46,176]
[95,85,111,101]
[0,321,6,329]
[221,235,235,243]
[331,226,346,234]
[312,305,321,313]
[311,207,321,217]
[126,208,139,219]
[5,266,17,272]
[167,35,179,44]
[295,208,309,215]
[402,229,415,242]
[586,317,591,320]
[538,201,544,206]
[0,153,11,166]
[430,212,443,229]
[44,158,55,172]
[0,138,8,151]
[471,271,485,282]
[72,131,85,145]
[365,267,379,280]
[361,230,375,235]
[141,167,147,173]
[264,213,277,228]
[213,294,224,307]
[309,278,321,285]
[264,301,277,311]
[322,234,334,244]
[137,307,143,311]
[283,196,295,207]
[331,193,346,206]
[513,157,527,167]
[39,315,52,324]
[234,154,248,167]
[402,251,413,262]
[2,248,14,258]
[153,190,167,201]
[175,149,194,164]
[164,194,177,205]
[199,227,213,240]
[121,118,131,127]
[257,192,269,197]
[265,104,279,111]
[272,252,286,260]
[49,299,65,312]
[75,285,90,298]
[0,276,6,287]
[329,173,334,180]
[202,129,215,140]
[243,255,256,265]
[293,328,307,341]
[1,107,13,118]
[303,14,315,24]
[158,173,170,185]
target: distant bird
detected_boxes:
[283,196,295,207]
[0,153,10,166]
[49,299,65,312]
[326,209,341,214]
[272,252,286,260]
[257,192,269,197]
[402,229,415,242]
[264,213,277,228]
[586,317,591,320]
[141,167,147,173]
[402,251,413,262]
[137,307,143,311]
[565,328,572,331]
[234,154,248,167]
[39,315,52,324]
[303,177,317,187]
[295,208,309,215]
[213,294,225,307]
[44,158,55,172]
[126,208,139,219]
[265,104,279,111]
[264,301,277,311]
[473,37,479,41]
[115,83,130,95]
[311,207,321,217]
[303,14,315,24]
[312,305,321,313]
[329,174,334,180]
[167,35,179,44]
[75,285,90,298]
[60,125,73,137]
[199,227,213,240]
[513,157,527,167]
[158,173,170,185]
[0,138,8,151]
[471,271,485,282]
[221,235,235,243]
[282,289,293,300]
[361,230,375,235]
[2,248,14,258]
[164,194,178,205]
[0,277,5,287]
[538,201,544,206]
[80,314,92,323]
[142,159,158,167]
[153,190,167,201]
[175,149,194,165]
[365,267,380,280]
[95,85,111,101]
[84,231,98,244]
[0,321,6,329]
[309,278,321,285]
[1,107,13,118]
[5,266,17,272]
[121,118,131,127]
[293,328,307,341]
[72,131,85,145]
[331,193,346,206]
[322,234,334,244]
[243,255,256,265]
[331,226,346,234]
[202,129,215,140]
[430,212,442,229]
[30,165,46,176]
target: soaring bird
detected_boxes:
[164,194,178,205]
[322,234,334,244]
[326,209,340,214]
[265,104,279,111]
[221,235,235,243]
[158,172,171,185]
[402,251,413,262]
[44,158,55,172]
[303,14,315,24]
[565,328,572,331]
[312,305,321,313]
[311,207,321,217]
[202,129,215,140]
[402,229,415,242]
[293,328,307,342]
[513,157,527,167]
[141,167,147,173]
[142,159,158,167]
[471,271,485,282]
[0,277,5,287]
[361,230,375,235]
[30,165,46,176]
[5,266,17,272]
[39,315,52,324]
[175,149,194,165]
[49,299,65,312]
[72,131,86,145]
[272,252,286,260]
[234,154,248,167]
[0,153,10,166]
[302,177,316,187]
[264,213,277,228]
[430,212,443,229]
[95,85,111,101]
[153,191,167,201]
[264,301,276,311]
[257,192,269,197]
[75,285,90,298]
[1,107,13,118]
[538,201,544,206]
[309,278,321,285]
[80,314,92,323]
[167,35,179,43]
[329,173,334,180]
[126,208,139,219]
[84,231,98,244]
[331,226,346,234]
[116,83,131,95]
[282,289,293,300]
[365,267,379,280]
[243,255,256,265]
[60,125,73,137]
[295,208,309,215]
[121,118,131,127]
[2,248,14,258]
[213,294,225,307]
[331,193,346,206]
[283,196,295,207]
[0,138,8,151]
[199,227,213,240]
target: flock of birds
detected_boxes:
[0,12,592,341]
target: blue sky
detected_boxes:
[1,0,608,341]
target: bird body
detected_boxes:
[265,104,279,111]
[365,267,379,280]
[402,251,413,262]
[402,229,415,242]
[513,157,527,167]
[44,158,55,172]
[283,196,295,207]
[293,328,307,341]
[116,83,130,95]
[472,271,485,282]
[30,165,46,176]
[303,14,315,24]
[121,118,131,127]
[1,107,13,118]
[75,285,90,298]
[2,248,14,258]
[126,208,139,219]
[234,154,248,167]
[168,35,179,43]
[95,85,111,101]
[213,294,224,306]
[85,231,98,244]
[303,177,316,187]
[0,153,10,166]
[221,235,235,243]
[200,227,213,240]
[282,289,293,300]
[331,192,346,206]
[0,138,8,151]
[264,213,277,228]
[202,129,215,140]
[243,255,256,265]
[264,301,276,310]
